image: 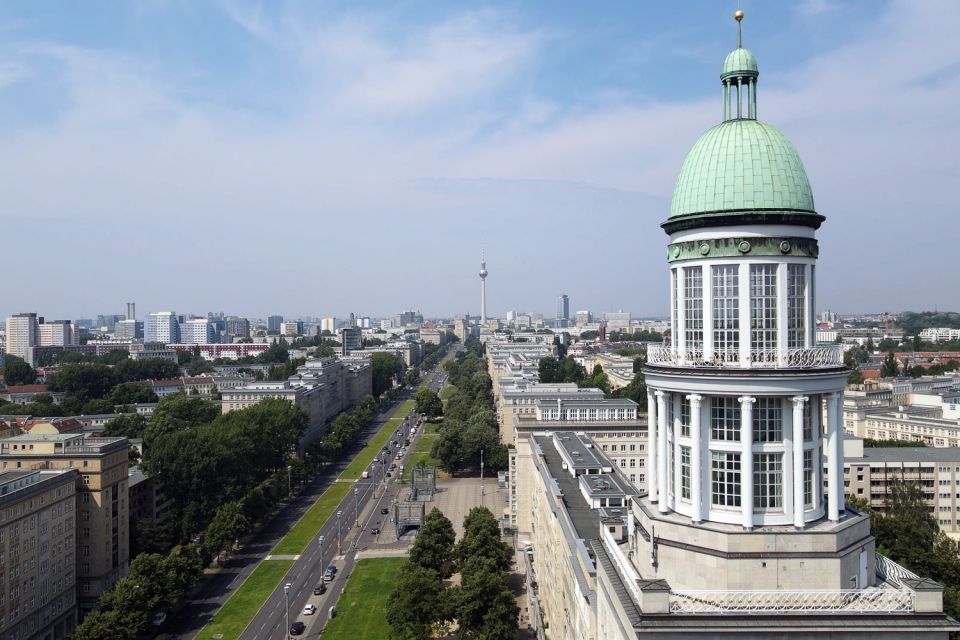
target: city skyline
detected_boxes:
[2,1,958,318]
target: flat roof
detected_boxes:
[534,435,599,542]
[553,432,604,468]
[849,447,960,464]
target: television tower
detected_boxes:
[478,249,488,325]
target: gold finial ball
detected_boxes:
[735,9,744,22]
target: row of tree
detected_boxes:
[387,507,518,639]
[429,346,509,475]
[71,549,204,639]
[308,395,379,464]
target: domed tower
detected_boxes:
[637,9,860,588]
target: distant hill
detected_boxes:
[898,311,960,335]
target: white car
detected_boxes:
[303,604,317,615]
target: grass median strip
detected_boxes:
[339,398,417,481]
[321,557,406,640]
[198,559,294,640]
[271,482,352,555]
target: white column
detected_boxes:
[739,396,756,530]
[703,264,714,362]
[776,263,789,366]
[738,261,751,367]
[827,392,844,521]
[803,264,813,348]
[688,394,704,524]
[792,396,808,528]
[812,395,823,510]
[656,391,669,514]
[676,267,686,361]
[673,394,682,510]
[648,389,658,502]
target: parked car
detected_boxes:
[151,612,167,627]
[385,472,392,477]
[381,507,390,515]
[303,604,317,615]
[314,583,327,595]
[290,621,306,635]
[371,527,381,535]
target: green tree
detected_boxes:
[0,355,36,385]
[881,351,900,378]
[409,508,456,578]
[414,388,443,419]
[371,352,405,396]
[457,507,511,572]
[454,556,518,640]
[111,382,159,406]
[405,366,421,386]
[204,501,248,564]
[386,563,450,640]
[102,413,149,439]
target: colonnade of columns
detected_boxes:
[646,389,844,530]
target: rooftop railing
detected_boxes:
[647,344,844,370]
[667,587,913,614]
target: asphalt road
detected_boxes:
[165,362,448,640]
[246,375,446,640]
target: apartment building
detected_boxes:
[37,322,74,348]
[843,438,960,540]
[0,434,129,615]
[0,469,78,640]
[576,352,636,389]
[4,314,39,362]
[144,312,179,345]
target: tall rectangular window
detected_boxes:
[671,268,678,348]
[680,446,691,500]
[684,267,703,350]
[788,264,806,348]
[680,395,691,437]
[712,264,739,357]
[803,397,813,441]
[754,453,783,509]
[711,396,741,441]
[753,398,783,442]
[750,264,778,352]
[711,452,741,507]
[669,443,675,499]
[803,450,814,507]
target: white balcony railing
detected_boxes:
[647,344,844,370]
[668,588,914,614]
[876,552,920,589]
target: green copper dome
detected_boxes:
[722,47,758,81]
[669,119,815,219]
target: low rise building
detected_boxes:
[0,385,66,406]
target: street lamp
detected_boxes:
[354,487,360,527]
[283,582,291,640]
[337,510,343,553]
[287,464,293,498]
[318,535,325,567]
[480,449,485,497]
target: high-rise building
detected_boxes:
[339,327,362,355]
[0,469,79,638]
[95,314,125,333]
[281,321,303,336]
[144,311,180,344]
[182,318,217,344]
[602,310,630,332]
[575,310,592,327]
[556,294,569,321]
[591,12,957,637]
[39,319,75,346]
[4,313,39,361]
[321,317,337,334]
[126,302,136,321]
[267,315,284,333]
[1,433,130,615]
[225,316,251,339]
[479,251,488,324]
[115,319,143,340]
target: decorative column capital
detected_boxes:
[737,395,756,406]
[828,391,843,402]
[792,395,809,408]
[655,390,666,400]
[685,393,703,408]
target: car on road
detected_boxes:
[385,472,392,477]
[290,621,306,635]
[303,604,318,615]
[151,612,167,627]
[371,527,381,535]
[381,507,390,514]
[314,583,327,595]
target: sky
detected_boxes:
[0,0,958,321]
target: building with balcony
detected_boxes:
[144,312,180,345]
[0,434,130,615]
[592,13,958,637]
[0,469,78,640]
